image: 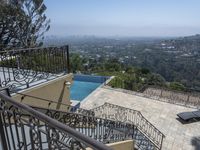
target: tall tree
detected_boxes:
[0,4,25,48]
[0,0,50,49]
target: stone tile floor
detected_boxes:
[81,87,200,150]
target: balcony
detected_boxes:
[0,46,70,93]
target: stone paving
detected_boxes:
[81,87,200,150]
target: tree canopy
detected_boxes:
[0,0,50,49]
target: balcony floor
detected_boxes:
[81,87,200,150]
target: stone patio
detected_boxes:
[80,87,200,150]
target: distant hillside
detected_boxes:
[162,34,200,53]
[45,34,200,90]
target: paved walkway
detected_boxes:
[81,87,200,150]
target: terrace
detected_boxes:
[1,45,194,150]
[81,86,200,150]
[0,46,145,150]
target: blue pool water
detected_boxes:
[70,75,109,101]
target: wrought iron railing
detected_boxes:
[14,92,164,149]
[0,87,164,149]
[0,46,70,92]
[34,107,135,143]
[37,107,158,149]
[91,102,165,150]
[141,85,200,109]
[0,92,111,150]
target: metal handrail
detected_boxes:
[0,45,68,53]
[104,102,164,135]
[0,89,161,149]
[33,103,158,149]
[91,102,165,149]
[0,92,111,150]
[142,85,200,109]
[0,46,70,92]
[141,85,184,94]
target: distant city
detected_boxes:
[44,34,200,90]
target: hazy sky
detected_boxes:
[44,0,200,37]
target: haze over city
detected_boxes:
[45,0,200,37]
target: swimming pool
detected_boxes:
[70,75,109,101]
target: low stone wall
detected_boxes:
[86,140,134,150]
[107,140,134,150]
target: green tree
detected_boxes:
[0,0,50,49]
[169,82,186,91]
[70,54,84,73]
[146,73,166,86]
[0,4,25,48]
[108,77,124,88]
[104,59,122,72]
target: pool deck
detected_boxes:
[81,86,200,150]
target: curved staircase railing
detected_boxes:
[30,106,156,149]
[91,102,165,150]
[32,105,159,149]
[1,88,164,149]
[15,93,164,149]
[0,92,111,150]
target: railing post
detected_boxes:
[0,115,8,150]
[160,135,164,150]
[66,45,70,73]
[197,98,200,109]
[160,89,163,97]
[186,94,190,106]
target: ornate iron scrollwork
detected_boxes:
[0,46,69,92]
[91,102,164,150]
[0,93,110,150]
